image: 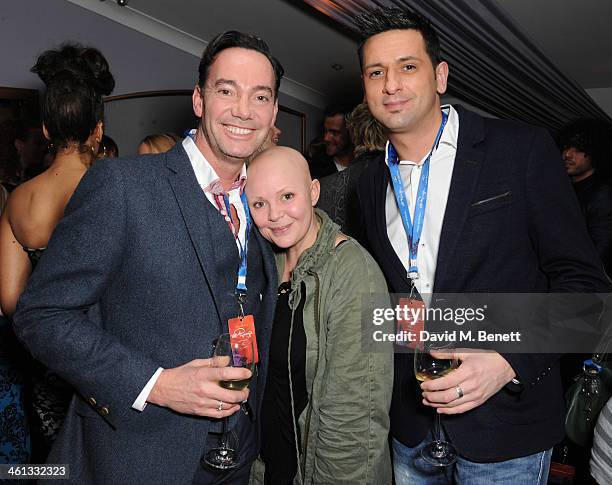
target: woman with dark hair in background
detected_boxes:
[0,43,114,462]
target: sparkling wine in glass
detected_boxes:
[203,333,255,470]
[414,342,459,467]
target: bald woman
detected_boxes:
[246,147,393,484]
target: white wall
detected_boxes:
[0,0,324,152]
[0,0,198,93]
[587,88,612,119]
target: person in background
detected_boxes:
[317,102,386,237]
[559,118,612,276]
[97,134,119,159]
[0,172,29,465]
[308,104,354,180]
[246,146,392,484]
[246,125,281,164]
[0,43,115,462]
[13,120,48,181]
[556,119,612,483]
[137,132,181,155]
[268,125,281,146]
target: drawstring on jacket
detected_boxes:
[283,209,337,484]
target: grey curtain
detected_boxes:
[302,0,611,131]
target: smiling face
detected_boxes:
[246,146,320,257]
[192,47,278,167]
[323,114,351,157]
[361,29,447,136]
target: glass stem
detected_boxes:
[434,411,442,443]
[221,417,229,449]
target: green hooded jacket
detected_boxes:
[251,209,393,485]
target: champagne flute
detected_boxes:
[414,342,459,466]
[203,333,255,470]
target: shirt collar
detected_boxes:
[385,104,459,166]
[439,104,458,150]
[182,129,247,195]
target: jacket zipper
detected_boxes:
[299,270,321,483]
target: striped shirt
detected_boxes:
[182,131,248,253]
[591,396,612,484]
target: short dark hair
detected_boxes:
[354,7,442,71]
[198,30,284,99]
[557,118,612,173]
[324,103,354,120]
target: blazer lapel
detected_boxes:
[373,160,414,287]
[165,145,238,324]
[251,228,277,342]
[434,106,486,292]
[250,228,277,418]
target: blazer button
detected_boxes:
[89,397,97,406]
[100,407,109,416]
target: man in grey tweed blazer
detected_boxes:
[13,31,282,484]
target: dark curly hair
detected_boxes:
[31,43,115,152]
[198,31,284,99]
[354,7,441,72]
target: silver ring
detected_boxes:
[216,400,224,412]
[456,386,464,399]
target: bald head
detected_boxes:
[246,145,320,252]
[249,146,312,186]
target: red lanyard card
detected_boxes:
[397,297,425,350]
[228,314,259,364]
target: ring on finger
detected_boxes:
[216,400,224,412]
[455,386,464,400]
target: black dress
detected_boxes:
[261,281,308,485]
[23,247,73,462]
[0,315,30,464]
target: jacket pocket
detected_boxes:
[469,190,512,218]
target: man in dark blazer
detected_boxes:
[354,7,611,484]
[13,31,282,484]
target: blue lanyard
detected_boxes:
[387,110,448,279]
[223,191,251,296]
[187,129,251,311]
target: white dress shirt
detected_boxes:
[334,158,348,172]
[385,105,459,302]
[132,132,249,411]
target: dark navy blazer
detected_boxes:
[13,144,277,483]
[357,105,611,462]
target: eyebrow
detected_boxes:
[364,55,420,70]
[214,79,273,96]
